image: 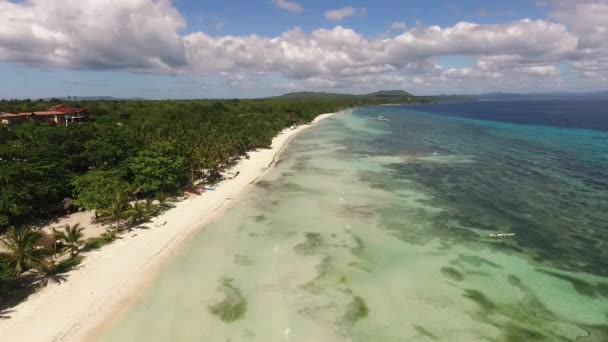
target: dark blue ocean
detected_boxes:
[407,98,608,131]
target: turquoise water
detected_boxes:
[102,105,608,341]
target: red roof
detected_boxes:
[49,105,85,113]
[0,112,18,118]
[17,111,65,117]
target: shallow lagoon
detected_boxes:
[103,104,608,341]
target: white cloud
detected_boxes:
[183,20,576,93]
[391,22,407,30]
[516,65,559,76]
[274,0,303,13]
[0,0,186,71]
[547,0,608,81]
[324,7,357,21]
[0,0,604,94]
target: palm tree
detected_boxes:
[52,224,85,257]
[144,198,159,216]
[0,226,46,276]
[50,227,63,258]
[97,192,137,231]
[130,201,150,224]
[129,199,160,226]
[156,192,169,208]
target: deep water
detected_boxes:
[103,100,608,341]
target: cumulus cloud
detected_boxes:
[183,20,576,93]
[188,20,574,76]
[0,0,604,93]
[516,65,559,76]
[324,7,357,21]
[547,0,608,80]
[0,0,187,71]
[274,0,303,13]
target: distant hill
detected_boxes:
[274,90,414,100]
[365,90,414,98]
[274,91,355,99]
[52,96,149,101]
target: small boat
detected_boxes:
[375,115,390,122]
[488,232,516,238]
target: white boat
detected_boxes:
[488,232,516,238]
[375,115,390,122]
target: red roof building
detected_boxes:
[50,105,86,114]
[0,112,19,127]
[1,105,88,127]
[50,105,88,124]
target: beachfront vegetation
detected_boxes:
[52,224,85,257]
[96,192,137,231]
[83,232,116,250]
[0,226,46,276]
[72,170,133,211]
[0,255,17,297]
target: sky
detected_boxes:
[0,0,606,99]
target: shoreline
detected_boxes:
[0,112,338,342]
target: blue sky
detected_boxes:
[177,0,545,36]
[0,0,605,99]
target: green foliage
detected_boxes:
[84,231,116,249]
[144,198,159,215]
[130,200,158,224]
[72,170,132,210]
[97,192,137,231]
[54,255,83,274]
[156,192,169,207]
[128,143,186,195]
[0,139,72,226]
[0,226,46,275]
[52,224,85,257]
[0,254,17,296]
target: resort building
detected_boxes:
[17,111,67,125]
[49,105,88,124]
[0,112,19,127]
[1,105,88,127]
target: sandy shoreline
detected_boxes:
[0,112,337,342]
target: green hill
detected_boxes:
[274,90,414,100]
[273,91,355,99]
[364,90,414,98]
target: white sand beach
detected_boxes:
[0,112,336,342]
